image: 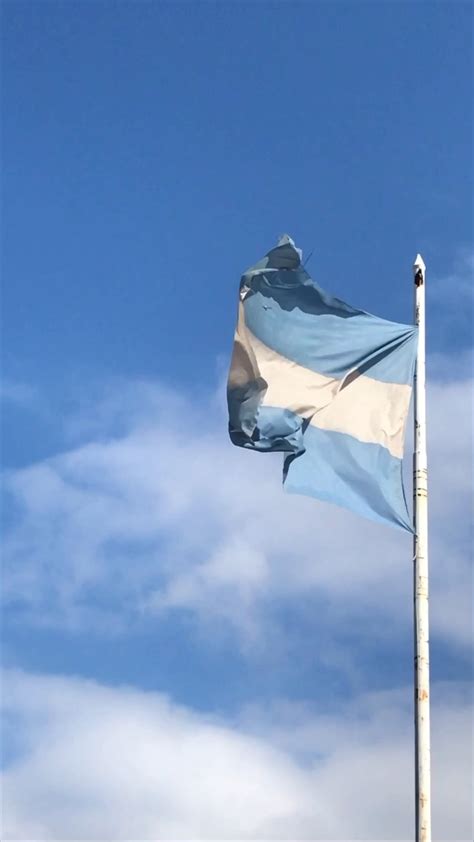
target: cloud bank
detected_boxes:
[2,669,472,841]
[2,374,472,651]
[2,361,472,840]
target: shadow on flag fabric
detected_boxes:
[227,236,417,531]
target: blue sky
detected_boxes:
[1,2,472,839]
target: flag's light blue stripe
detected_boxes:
[228,402,411,531]
[283,422,412,531]
[242,266,360,319]
[244,287,417,386]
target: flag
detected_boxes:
[227,236,417,531]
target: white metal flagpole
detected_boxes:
[413,253,431,842]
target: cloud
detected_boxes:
[427,347,472,383]
[2,369,472,652]
[0,379,41,410]
[429,249,474,348]
[1,670,472,841]
[431,248,474,304]
[2,262,472,840]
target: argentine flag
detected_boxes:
[227,236,417,531]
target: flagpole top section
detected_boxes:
[413,253,426,286]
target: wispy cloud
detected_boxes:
[429,248,474,349]
[1,669,472,840]
[0,379,40,409]
[431,248,474,303]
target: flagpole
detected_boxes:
[413,253,431,842]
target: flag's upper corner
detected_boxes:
[277,233,297,249]
[242,235,304,280]
[264,234,303,270]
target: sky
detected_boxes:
[1,2,473,840]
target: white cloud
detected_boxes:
[4,360,472,656]
[2,371,472,650]
[1,670,472,841]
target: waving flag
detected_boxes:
[227,236,417,530]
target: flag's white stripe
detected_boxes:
[308,373,411,459]
[246,329,411,459]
